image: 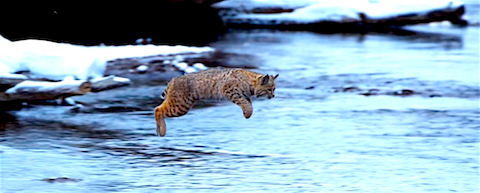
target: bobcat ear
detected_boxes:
[273,74,279,80]
[260,74,270,85]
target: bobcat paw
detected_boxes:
[243,111,252,119]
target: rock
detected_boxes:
[90,76,132,92]
[390,89,415,96]
[41,177,81,183]
[104,51,259,86]
[135,38,152,45]
[359,92,378,96]
[332,86,361,92]
[429,94,442,98]
[359,88,380,96]
[342,86,361,92]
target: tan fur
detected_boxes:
[154,68,278,137]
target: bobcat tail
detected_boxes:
[154,106,167,137]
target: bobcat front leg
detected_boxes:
[227,92,253,119]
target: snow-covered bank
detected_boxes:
[0,35,213,81]
[0,35,214,105]
[213,0,467,28]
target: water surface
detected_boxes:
[1,25,479,192]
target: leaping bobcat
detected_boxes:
[154,68,278,137]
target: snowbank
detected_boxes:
[0,35,214,81]
[213,0,318,11]
[213,0,464,24]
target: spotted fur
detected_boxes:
[154,68,278,137]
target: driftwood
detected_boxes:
[219,5,467,32]
[0,75,131,103]
[0,80,91,102]
[90,75,131,92]
[360,5,466,27]
[0,75,27,92]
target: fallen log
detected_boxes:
[0,74,27,92]
[214,1,468,32]
[360,5,467,27]
[0,79,91,102]
[0,75,131,103]
[90,75,131,92]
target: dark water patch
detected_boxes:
[70,106,148,114]
[0,115,130,151]
[190,51,260,69]
[71,86,164,108]
[301,73,480,99]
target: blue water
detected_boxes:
[1,17,479,193]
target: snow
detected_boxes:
[90,75,132,84]
[0,73,27,80]
[90,44,213,62]
[174,55,185,62]
[213,0,464,23]
[173,62,196,73]
[212,0,318,10]
[5,78,85,94]
[62,97,77,106]
[175,62,189,70]
[193,63,208,70]
[184,67,197,73]
[172,62,208,73]
[112,76,131,83]
[0,35,214,81]
[136,65,148,72]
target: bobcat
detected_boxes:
[154,68,278,137]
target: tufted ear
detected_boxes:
[273,74,279,80]
[260,74,270,85]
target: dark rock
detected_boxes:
[359,88,380,96]
[359,92,378,96]
[41,177,81,183]
[332,86,362,92]
[104,51,259,86]
[390,89,415,96]
[429,94,442,98]
[342,86,361,92]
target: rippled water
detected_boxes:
[1,24,479,193]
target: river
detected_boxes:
[1,16,479,193]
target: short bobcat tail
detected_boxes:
[154,106,167,137]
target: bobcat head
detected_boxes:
[255,74,278,99]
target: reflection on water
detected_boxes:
[1,25,479,192]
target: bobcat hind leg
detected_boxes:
[154,96,195,137]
